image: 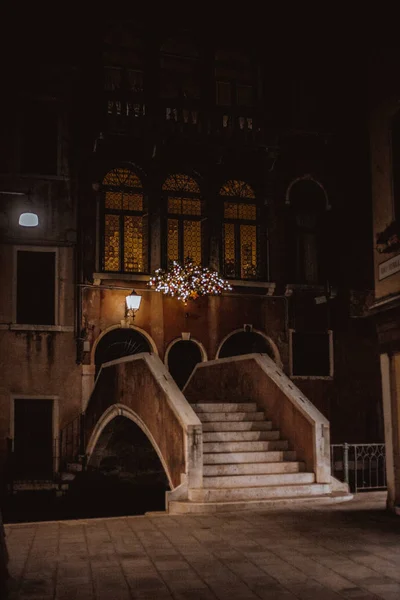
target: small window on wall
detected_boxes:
[102,167,148,273]
[291,331,332,377]
[16,250,56,325]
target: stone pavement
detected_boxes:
[4,492,400,600]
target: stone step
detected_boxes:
[192,403,258,413]
[202,421,273,432]
[203,430,280,443]
[203,472,315,489]
[203,450,297,464]
[203,461,305,476]
[168,491,350,514]
[199,412,265,422]
[203,440,289,453]
[188,483,330,503]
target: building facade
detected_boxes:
[369,46,400,512]
[0,18,383,487]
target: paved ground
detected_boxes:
[4,492,400,600]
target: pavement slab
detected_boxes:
[4,491,400,600]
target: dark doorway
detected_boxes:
[14,399,53,479]
[95,328,151,376]
[72,416,169,517]
[167,340,203,389]
[219,331,274,360]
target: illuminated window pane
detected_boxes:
[240,224,257,279]
[103,168,142,189]
[183,220,201,264]
[224,202,237,219]
[162,174,200,193]
[102,168,147,273]
[238,203,256,220]
[219,179,255,198]
[168,197,182,214]
[124,215,147,273]
[105,191,123,210]
[224,223,235,278]
[182,198,201,215]
[122,193,143,211]
[104,214,120,271]
[168,219,179,265]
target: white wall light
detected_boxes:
[19,212,39,227]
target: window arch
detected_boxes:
[163,174,203,267]
[165,337,207,390]
[102,167,148,273]
[220,179,258,279]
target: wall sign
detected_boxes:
[378,253,400,280]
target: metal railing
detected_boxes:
[331,443,387,493]
[59,413,85,471]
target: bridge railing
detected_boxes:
[184,353,331,484]
[83,353,203,500]
[331,443,387,493]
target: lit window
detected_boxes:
[102,167,148,273]
[220,180,258,279]
[163,174,202,266]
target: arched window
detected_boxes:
[217,330,275,360]
[166,339,204,390]
[94,328,151,377]
[220,179,258,279]
[288,178,327,284]
[102,167,148,273]
[163,174,202,267]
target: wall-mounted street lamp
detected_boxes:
[125,290,142,324]
[19,211,39,227]
[0,190,39,228]
[19,191,39,227]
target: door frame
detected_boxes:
[10,394,60,475]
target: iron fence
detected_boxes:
[331,443,387,493]
[59,413,85,470]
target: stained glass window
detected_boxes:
[220,180,258,280]
[102,167,148,273]
[163,174,202,267]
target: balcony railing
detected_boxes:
[102,97,264,145]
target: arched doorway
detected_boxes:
[166,339,205,389]
[217,330,275,360]
[94,327,151,376]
